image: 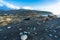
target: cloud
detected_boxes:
[0,0,20,9]
[0,3,3,6]
[0,0,32,10]
[0,0,33,10]
[23,6,33,9]
[37,1,60,16]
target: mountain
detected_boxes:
[0,9,52,15]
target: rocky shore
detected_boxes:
[0,17,60,40]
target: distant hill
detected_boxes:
[0,9,52,15]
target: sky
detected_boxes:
[0,0,60,16]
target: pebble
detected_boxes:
[19,28,22,31]
[49,34,53,37]
[56,26,60,28]
[34,32,37,34]
[21,35,28,40]
[4,36,7,39]
[0,29,3,31]
[7,26,11,29]
[19,32,23,35]
[24,31,28,34]
[54,35,58,38]
[33,27,36,31]
[36,22,41,25]
[53,30,56,32]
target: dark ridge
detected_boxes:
[0,9,52,15]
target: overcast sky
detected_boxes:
[0,0,60,15]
